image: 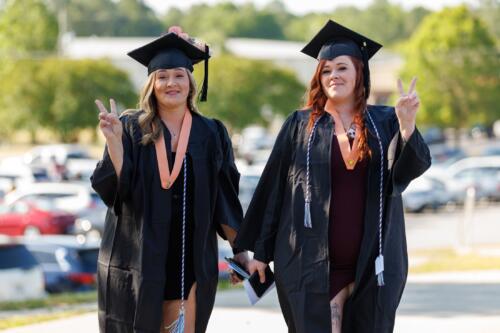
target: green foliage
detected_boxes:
[194,55,305,129]
[401,5,499,128]
[0,0,58,54]
[283,0,431,46]
[0,58,137,141]
[65,0,164,36]
[163,3,285,47]
[475,0,500,42]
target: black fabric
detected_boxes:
[301,20,383,100]
[163,153,195,301]
[91,111,242,333]
[235,105,431,333]
[301,20,382,62]
[127,32,208,74]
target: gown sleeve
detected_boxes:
[388,111,432,196]
[213,119,243,239]
[90,115,134,215]
[235,112,296,263]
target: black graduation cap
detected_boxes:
[127,32,211,101]
[301,20,383,99]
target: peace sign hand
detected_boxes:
[95,98,123,144]
[395,77,419,140]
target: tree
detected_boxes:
[0,0,58,54]
[0,58,137,142]
[64,0,163,36]
[193,55,304,129]
[163,3,285,47]
[400,5,499,128]
[475,0,500,42]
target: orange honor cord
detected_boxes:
[154,110,193,189]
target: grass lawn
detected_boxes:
[409,248,500,274]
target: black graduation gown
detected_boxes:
[235,105,431,333]
[91,111,242,333]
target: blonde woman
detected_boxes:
[91,27,247,333]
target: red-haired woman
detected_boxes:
[235,20,431,333]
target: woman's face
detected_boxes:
[320,55,357,103]
[154,68,190,109]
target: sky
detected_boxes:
[144,0,479,15]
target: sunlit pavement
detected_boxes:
[4,270,500,333]
[3,307,500,333]
[3,205,500,333]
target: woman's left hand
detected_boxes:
[229,252,250,285]
[395,77,419,141]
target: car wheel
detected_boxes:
[24,226,41,236]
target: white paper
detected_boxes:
[243,279,275,305]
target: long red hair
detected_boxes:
[303,57,371,160]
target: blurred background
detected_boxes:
[0,0,499,332]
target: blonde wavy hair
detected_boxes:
[123,69,200,145]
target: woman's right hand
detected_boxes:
[247,259,268,283]
[95,98,124,177]
[95,98,123,144]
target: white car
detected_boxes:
[23,144,91,166]
[428,156,500,203]
[0,237,46,301]
[402,175,452,213]
[4,182,96,215]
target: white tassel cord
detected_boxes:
[304,117,320,229]
[166,156,188,333]
[367,111,385,287]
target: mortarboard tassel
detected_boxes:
[304,201,312,228]
[199,44,209,102]
[375,254,385,286]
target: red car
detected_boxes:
[0,199,75,236]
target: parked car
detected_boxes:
[238,171,261,214]
[4,182,99,215]
[0,237,45,301]
[402,175,452,213]
[422,127,446,145]
[65,158,99,181]
[23,144,91,166]
[481,145,500,157]
[22,235,100,293]
[0,198,75,236]
[428,156,500,203]
[428,144,467,167]
[217,240,233,280]
[71,207,107,239]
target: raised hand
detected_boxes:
[96,98,124,177]
[96,98,123,144]
[168,25,206,51]
[395,77,419,140]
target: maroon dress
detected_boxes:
[329,135,368,300]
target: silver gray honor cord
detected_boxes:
[166,156,187,333]
[366,111,385,287]
[304,117,320,228]
[304,111,385,287]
